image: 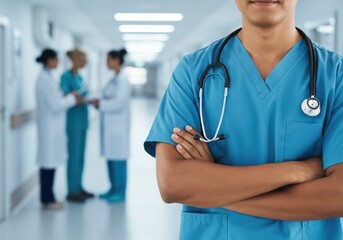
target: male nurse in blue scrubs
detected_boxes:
[144,0,343,239]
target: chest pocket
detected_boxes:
[283,122,323,161]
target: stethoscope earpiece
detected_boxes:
[301,96,321,117]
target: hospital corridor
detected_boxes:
[1,0,343,240]
[0,99,180,240]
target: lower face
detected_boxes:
[235,0,297,28]
[76,58,87,68]
[48,58,59,69]
[107,57,119,70]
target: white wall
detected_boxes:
[0,0,41,214]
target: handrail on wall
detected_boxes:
[10,110,36,129]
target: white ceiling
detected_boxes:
[21,0,242,63]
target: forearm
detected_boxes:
[225,169,343,220]
[156,144,306,208]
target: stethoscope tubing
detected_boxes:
[196,27,320,143]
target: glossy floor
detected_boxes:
[0,98,181,240]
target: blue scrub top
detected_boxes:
[144,35,343,240]
[60,70,89,130]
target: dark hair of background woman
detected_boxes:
[36,49,58,66]
[108,49,127,65]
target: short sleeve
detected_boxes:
[60,74,71,94]
[323,60,343,169]
[144,56,200,158]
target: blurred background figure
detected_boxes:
[35,49,82,210]
[90,49,131,203]
[60,48,94,203]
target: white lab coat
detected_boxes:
[100,70,131,160]
[35,69,76,168]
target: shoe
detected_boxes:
[99,190,114,199]
[66,193,87,203]
[106,193,125,204]
[81,189,95,199]
[42,202,63,210]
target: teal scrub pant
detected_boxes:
[107,160,127,195]
[67,129,87,194]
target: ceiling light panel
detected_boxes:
[115,13,183,22]
[122,34,170,42]
[119,25,175,33]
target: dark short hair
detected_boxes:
[36,49,58,65]
[108,48,127,65]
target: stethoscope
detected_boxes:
[194,28,321,143]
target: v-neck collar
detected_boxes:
[230,35,307,100]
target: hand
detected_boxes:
[89,99,100,108]
[69,91,84,105]
[75,95,85,105]
[171,125,214,162]
[297,158,325,183]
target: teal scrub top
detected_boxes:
[144,36,343,240]
[60,70,88,130]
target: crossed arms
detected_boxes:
[155,126,343,221]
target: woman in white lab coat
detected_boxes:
[35,49,82,210]
[90,49,131,203]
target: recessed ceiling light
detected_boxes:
[122,34,170,41]
[119,25,175,33]
[126,42,165,48]
[128,54,158,62]
[126,47,163,53]
[114,13,183,22]
[129,53,158,59]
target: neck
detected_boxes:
[71,67,79,74]
[238,16,301,61]
[114,66,121,74]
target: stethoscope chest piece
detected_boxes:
[301,96,321,117]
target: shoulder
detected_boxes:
[36,70,54,89]
[37,70,51,82]
[183,37,225,66]
[170,37,225,79]
[119,71,130,84]
[315,44,343,107]
[315,43,343,88]
[61,71,72,80]
[314,43,343,72]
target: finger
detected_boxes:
[171,133,202,159]
[185,125,201,136]
[174,127,206,158]
[176,144,193,160]
[173,127,202,147]
[184,125,211,156]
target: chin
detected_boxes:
[251,19,279,28]
[246,13,282,28]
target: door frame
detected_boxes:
[0,16,10,223]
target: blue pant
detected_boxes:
[107,160,127,195]
[40,168,56,203]
[67,129,87,194]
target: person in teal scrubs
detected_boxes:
[60,48,94,203]
[144,1,343,239]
